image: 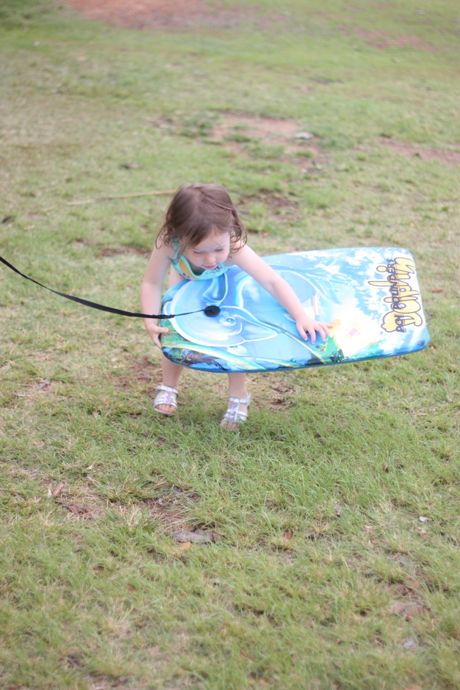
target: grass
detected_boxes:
[1,0,459,688]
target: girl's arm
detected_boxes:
[231,244,329,343]
[140,243,172,347]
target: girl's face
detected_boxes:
[183,229,231,271]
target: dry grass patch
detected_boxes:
[47,480,107,520]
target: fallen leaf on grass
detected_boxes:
[173,530,215,544]
[402,637,419,650]
[63,652,83,669]
[64,502,92,516]
[37,378,51,391]
[47,482,65,498]
[390,600,425,620]
[270,396,288,408]
[120,161,140,169]
[398,580,422,595]
[295,131,314,140]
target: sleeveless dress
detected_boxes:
[170,240,229,281]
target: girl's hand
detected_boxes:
[295,316,329,344]
[145,322,169,348]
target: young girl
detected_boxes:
[140,183,328,430]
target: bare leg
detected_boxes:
[153,267,184,415]
[153,356,182,415]
[228,372,248,398]
[221,373,250,430]
[162,355,182,389]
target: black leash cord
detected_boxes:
[0,256,220,319]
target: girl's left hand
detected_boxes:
[295,316,329,344]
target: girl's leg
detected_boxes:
[154,266,184,415]
[221,373,250,430]
[228,372,248,398]
[154,356,182,415]
[162,355,182,389]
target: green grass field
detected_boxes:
[1,1,459,688]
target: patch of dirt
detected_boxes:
[15,377,62,401]
[146,110,324,174]
[238,190,300,228]
[211,112,322,163]
[253,373,299,411]
[47,481,105,520]
[344,26,435,52]
[66,0,280,30]
[96,245,150,258]
[264,380,296,409]
[112,481,217,543]
[141,484,200,533]
[379,137,460,165]
[87,674,128,690]
[212,113,300,145]
[116,356,157,391]
[388,581,428,622]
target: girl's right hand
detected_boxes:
[145,322,169,348]
[295,315,329,344]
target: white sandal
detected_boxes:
[220,394,251,430]
[153,384,178,416]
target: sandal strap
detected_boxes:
[222,394,251,424]
[153,384,178,409]
[228,395,251,406]
[156,384,178,394]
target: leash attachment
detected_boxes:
[0,256,220,320]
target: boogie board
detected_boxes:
[160,247,430,373]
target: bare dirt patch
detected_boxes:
[211,112,321,160]
[15,377,64,403]
[342,26,435,52]
[112,480,217,543]
[47,481,106,520]
[237,190,301,231]
[116,356,158,392]
[66,0,278,30]
[388,581,428,622]
[212,113,301,146]
[239,191,298,211]
[379,138,460,165]
[146,110,324,175]
[141,486,200,533]
[96,245,150,258]
[334,22,436,52]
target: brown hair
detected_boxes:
[157,183,247,253]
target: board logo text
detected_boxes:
[369,256,423,333]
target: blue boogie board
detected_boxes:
[160,247,430,373]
